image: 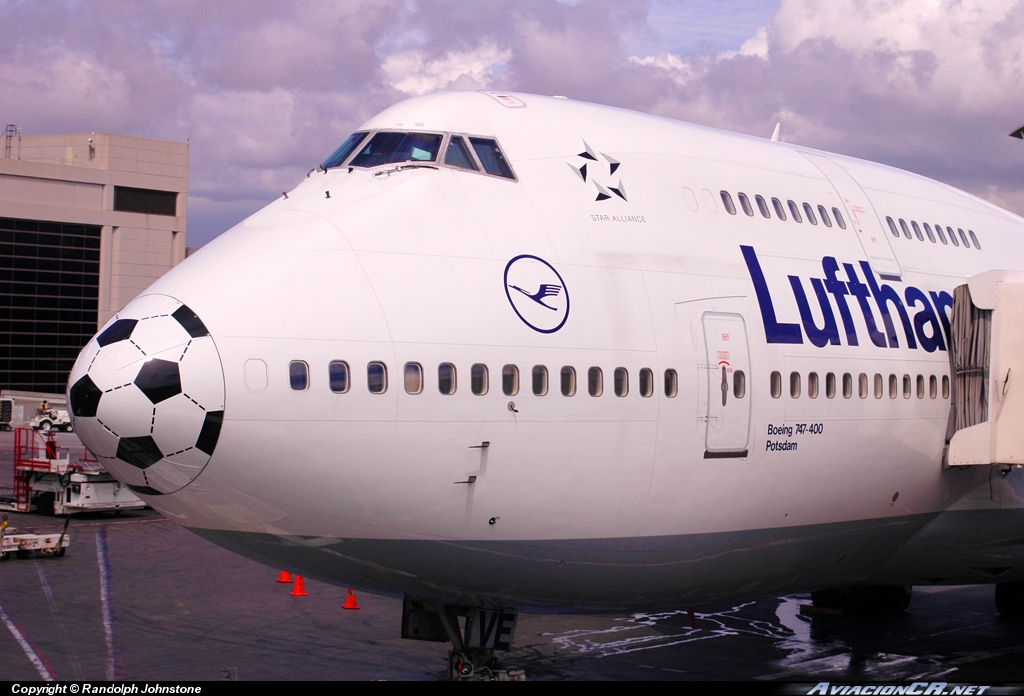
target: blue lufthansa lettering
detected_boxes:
[843,262,888,348]
[789,275,841,347]
[741,245,803,344]
[822,257,859,346]
[742,247,952,353]
[860,261,917,349]
[930,290,954,346]
[905,287,946,352]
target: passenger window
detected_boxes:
[807,372,819,399]
[368,362,388,394]
[772,197,787,221]
[948,226,959,246]
[469,138,514,179]
[665,369,678,397]
[935,224,948,244]
[889,374,898,399]
[903,374,911,399]
[832,207,846,229]
[733,370,745,399]
[930,375,937,399]
[942,375,950,399]
[438,363,457,395]
[532,365,548,396]
[561,366,576,396]
[969,230,980,249]
[502,364,519,396]
[738,192,754,216]
[404,362,423,394]
[911,221,923,241]
[842,373,853,399]
[874,373,883,399]
[471,363,488,395]
[886,217,899,237]
[350,131,443,167]
[702,189,718,212]
[803,203,818,225]
[899,219,912,239]
[923,223,936,243]
[858,373,867,399]
[681,187,699,212]
[289,361,309,391]
[818,205,832,228]
[720,191,737,215]
[916,374,925,399]
[589,367,603,397]
[788,200,803,223]
[771,371,782,399]
[790,371,801,398]
[614,367,629,397]
[826,372,836,399]
[958,228,970,248]
[640,368,654,397]
[444,136,479,171]
[756,195,771,218]
[329,360,350,393]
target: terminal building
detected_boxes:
[0,127,188,394]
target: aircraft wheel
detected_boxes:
[995,582,1024,619]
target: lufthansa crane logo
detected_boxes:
[504,255,570,334]
[567,140,626,202]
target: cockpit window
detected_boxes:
[444,136,478,171]
[349,132,443,168]
[469,137,514,179]
[321,132,369,170]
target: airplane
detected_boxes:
[65,90,1024,680]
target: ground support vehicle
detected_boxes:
[0,515,70,559]
[29,409,73,432]
[0,429,146,515]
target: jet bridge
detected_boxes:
[947,270,1024,466]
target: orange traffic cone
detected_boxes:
[290,575,307,597]
[342,589,360,610]
[277,570,292,583]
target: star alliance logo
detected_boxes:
[568,141,627,202]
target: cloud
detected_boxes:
[382,43,512,95]
[1,0,1022,246]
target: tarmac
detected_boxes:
[1,432,1023,681]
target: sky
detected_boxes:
[2,0,1023,246]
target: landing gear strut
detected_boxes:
[402,597,526,681]
[995,581,1024,620]
[811,585,913,615]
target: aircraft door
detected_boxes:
[702,312,751,458]
[801,152,903,280]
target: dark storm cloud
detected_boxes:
[2,0,1022,244]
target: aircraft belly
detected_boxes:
[192,506,1024,612]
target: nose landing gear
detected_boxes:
[401,597,526,681]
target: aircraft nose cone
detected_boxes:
[67,294,226,496]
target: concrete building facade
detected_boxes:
[1,131,187,393]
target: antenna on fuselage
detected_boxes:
[770,123,781,142]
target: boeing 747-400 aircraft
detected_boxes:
[66,91,1024,679]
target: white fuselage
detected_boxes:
[69,91,1024,612]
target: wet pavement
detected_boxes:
[1,431,1022,681]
